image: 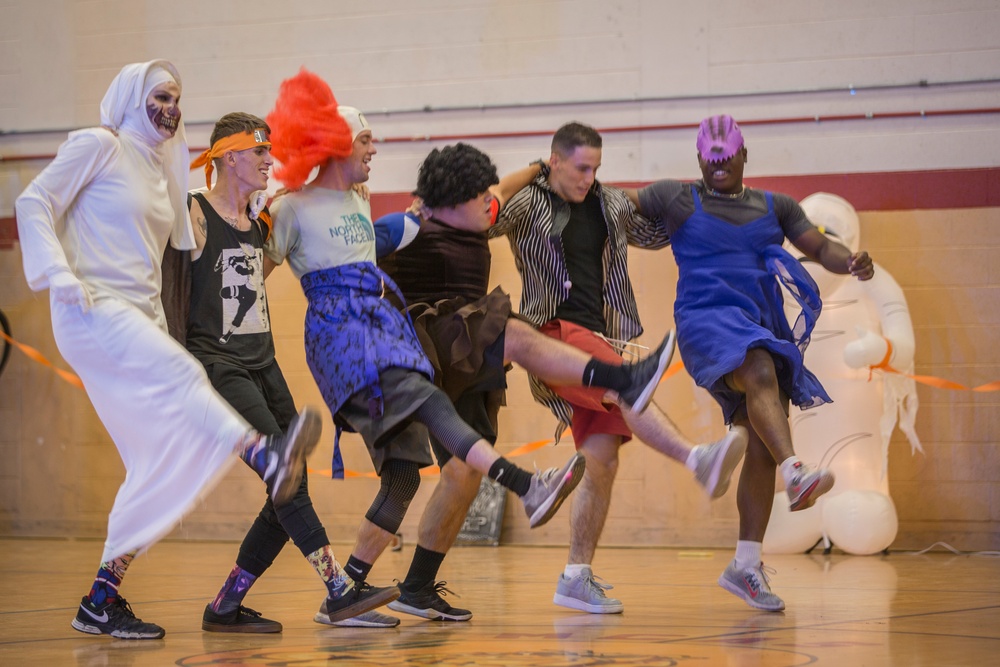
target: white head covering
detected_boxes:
[337,106,371,142]
[100,60,195,250]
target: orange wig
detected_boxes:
[266,68,353,189]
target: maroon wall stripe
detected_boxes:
[3,167,998,250]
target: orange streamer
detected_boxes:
[867,337,894,381]
[311,359,690,477]
[314,355,998,478]
[880,366,1000,392]
[662,357,685,379]
[0,330,84,389]
[505,436,562,459]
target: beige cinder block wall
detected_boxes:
[2,0,998,554]
[1,205,997,552]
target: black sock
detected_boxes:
[582,359,628,393]
[488,457,532,496]
[403,546,446,592]
[344,555,373,585]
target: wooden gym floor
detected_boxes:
[1,537,997,666]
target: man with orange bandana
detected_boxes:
[169,112,399,631]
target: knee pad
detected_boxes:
[365,459,421,534]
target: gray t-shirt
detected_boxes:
[265,187,376,279]
[637,179,814,241]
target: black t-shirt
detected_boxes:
[554,191,607,334]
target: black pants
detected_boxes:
[205,359,330,576]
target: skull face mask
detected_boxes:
[145,81,182,138]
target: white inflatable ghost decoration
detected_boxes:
[764,192,922,555]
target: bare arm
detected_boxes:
[607,185,670,250]
[263,255,278,279]
[622,187,641,213]
[188,196,209,262]
[490,161,543,209]
[791,227,874,280]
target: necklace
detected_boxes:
[705,186,746,200]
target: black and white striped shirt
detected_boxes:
[490,169,671,436]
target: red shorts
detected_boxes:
[539,319,632,448]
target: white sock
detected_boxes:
[685,445,703,471]
[564,563,591,579]
[734,541,762,570]
[779,456,802,488]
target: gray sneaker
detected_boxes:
[259,406,322,506]
[691,426,749,498]
[522,453,586,528]
[330,610,400,628]
[787,462,835,511]
[618,329,676,413]
[553,567,624,614]
[718,561,785,612]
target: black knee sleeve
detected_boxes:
[415,389,481,462]
[365,459,421,534]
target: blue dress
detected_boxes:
[671,186,831,423]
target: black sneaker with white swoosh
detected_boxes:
[71,596,165,639]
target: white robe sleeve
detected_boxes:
[15,129,117,291]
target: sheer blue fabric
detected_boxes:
[671,186,830,423]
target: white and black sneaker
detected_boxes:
[330,609,400,627]
[314,581,401,625]
[71,596,165,639]
[389,581,473,622]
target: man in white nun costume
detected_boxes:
[15,60,322,640]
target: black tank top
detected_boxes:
[185,192,274,369]
[380,217,491,306]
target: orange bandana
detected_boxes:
[190,129,271,188]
